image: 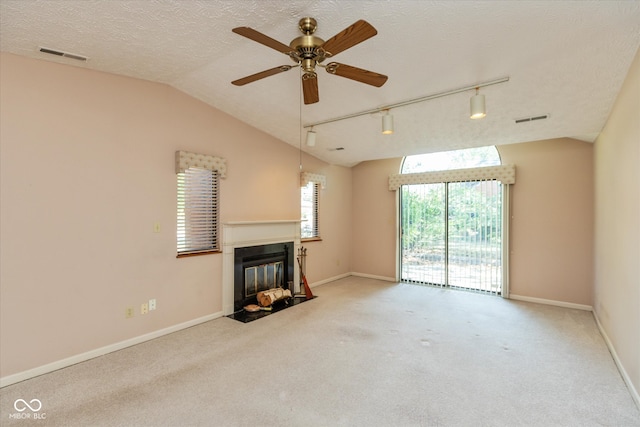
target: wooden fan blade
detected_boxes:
[325,62,388,87]
[302,73,319,104]
[321,20,377,57]
[231,65,293,86]
[232,27,293,54]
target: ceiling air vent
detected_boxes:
[515,114,549,124]
[39,47,88,62]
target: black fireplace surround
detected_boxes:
[233,241,294,313]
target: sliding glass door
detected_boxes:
[401,183,446,286]
[401,180,503,295]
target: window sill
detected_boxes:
[177,250,221,258]
[301,237,322,243]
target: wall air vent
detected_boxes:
[515,114,549,124]
[39,47,88,62]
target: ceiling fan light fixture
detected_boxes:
[382,110,394,135]
[470,87,486,119]
[306,129,317,147]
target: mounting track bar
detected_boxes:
[303,76,509,129]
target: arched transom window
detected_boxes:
[401,146,501,174]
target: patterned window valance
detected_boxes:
[300,172,326,189]
[389,164,515,190]
[175,150,227,178]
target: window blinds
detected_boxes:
[301,181,319,239]
[177,168,219,254]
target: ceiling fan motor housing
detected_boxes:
[290,17,326,71]
[290,35,325,60]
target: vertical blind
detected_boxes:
[400,179,504,295]
[177,167,219,254]
[446,179,503,294]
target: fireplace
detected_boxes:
[222,220,301,316]
[233,242,294,313]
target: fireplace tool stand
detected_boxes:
[296,246,314,300]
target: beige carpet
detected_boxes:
[1,277,639,426]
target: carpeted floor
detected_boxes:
[1,276,639,426]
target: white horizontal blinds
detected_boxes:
[300,171,324,239]
[301,181,319,238]
[311,182,319,236]
[175,151,226,255]
[446,179,503,295]
[177,168,219,255]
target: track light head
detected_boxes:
[306,129,316,146]
[382,110,394,134]
[470,87,486,119]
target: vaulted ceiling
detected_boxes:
[1,1,639,166]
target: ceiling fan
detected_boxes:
[231,17,388,104]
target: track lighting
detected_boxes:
[382,110,394,135]
[306,128,316,146]
[470,87,486,119]
[303,77,508,132]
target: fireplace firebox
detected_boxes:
[233,241,294,313]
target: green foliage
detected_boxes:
[401,181,502,259]
[401,184,445,251]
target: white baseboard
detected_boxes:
[350,272,397,282]
[308,272,352,288]
[307,272,396,289]
[509,294,593,311]
[510,294,639,410]
[592,310,640,409]
[0,311,223,388]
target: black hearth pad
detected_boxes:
[227,296,316,323]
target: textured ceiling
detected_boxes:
[1,1,639,166]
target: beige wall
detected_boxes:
[298,154,353,282]
[499,138,594,304]
[593,48,639,399]
[0,53,350,377]
[351,139,594,306]
[351,158,401,279]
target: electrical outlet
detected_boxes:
[125,307,134,319]
[141,303,148,315]
[149,299,157,311]
[153,222,161,233]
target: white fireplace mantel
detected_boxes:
[222,220,301,315]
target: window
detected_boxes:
[301,181,319,239]
[397,146,512,296]
[401,146,501,173]
[177,167,219,256]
